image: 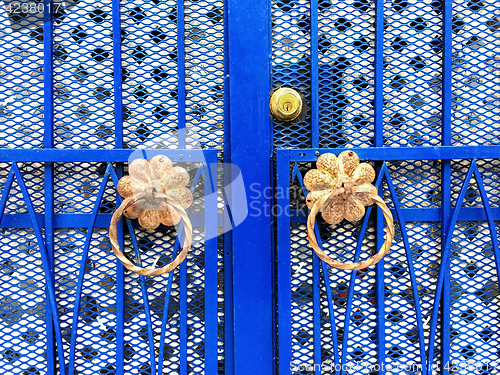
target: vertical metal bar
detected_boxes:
[227,0,273,373]
[374,0,385,368]
[111,0,124,369]
[310,0,319,148]
[375,219,386,375]
[312,242,321,374]
[177,0,186,148]
[180,256,187,375]
[43,1,55,372]
[374,0,384,146]
[222,0,234,371]
[277,150,291,375]
[112,0,123,148]
[441,0,452,370]
[205,155,219,375]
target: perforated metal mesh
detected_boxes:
[1,163,44,215]
[54,162,115,214]
[122,225,210,374]
[53,0,116,149]
[386,160,441,209]
[449,221,500,372]
[451,0,500,146]
[383,222,422,370]
[318,0,374,148]
[0,0,225,367]
[0,228,47,374]
[272,0,312,148]
[383,0,443,147]
[121,0,180,149]
[289,223,314,366]
[451,159,500,208]
[0,9,44,149]
[55,228,118,374]
[280,152,500,373]
[184,0,225,150]
[408,222,441,349]
[321,222,378,369]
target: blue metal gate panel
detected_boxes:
[278,148,500,374]
[0,0,226,372]
[273,0,499,372]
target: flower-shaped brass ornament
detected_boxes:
[304,151,395,270]
[109,155,193,276]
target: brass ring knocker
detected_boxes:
[108,155,194,276]
[304,151,395,270]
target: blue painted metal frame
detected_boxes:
[43,0,56,372]
[0,150,218,374]
[288,145,500,162]
[227,0,274,373]
[277,148,500,374]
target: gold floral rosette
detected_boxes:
[304,151,395,270]
[109,155,193,276]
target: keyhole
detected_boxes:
[283,102,291,111]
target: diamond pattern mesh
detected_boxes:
[185,0,225,150]
[451,159,500,208]
[408,222,441,349]
[1,0,225,370]
[53,0,116,149]
[383,0,443,147]
[318,0,375,148]
[121,0,179,149]
[0,229,47,374]
[449,221,500,372]
[55,228,118,374]
[280,157,499,373]
[1,163,44,215]
[385,160,441,209]
[272,0,312,148]
[451,0,500,145]
[0,9,44,149]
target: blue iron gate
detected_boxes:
[0,0,231,373]
[0,0,499,373]
[273,0,500,372]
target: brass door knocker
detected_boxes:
[109,155,193,276]
[304,151,395,270]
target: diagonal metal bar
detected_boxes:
[293,163,340,374]
[157,232,182,374]
[68,164,113,375]
[0,167,15,218]
[11,163,66,374]
[382,167,427,375]
[159,163,203,374]
[339,164,387,375]
[124,215,157,375]
[427,161,475,370]
[472,162,500,284]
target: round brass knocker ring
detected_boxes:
[109,191,193,276]
[307,188,395,270]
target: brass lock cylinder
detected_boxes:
[269,88,302,122]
